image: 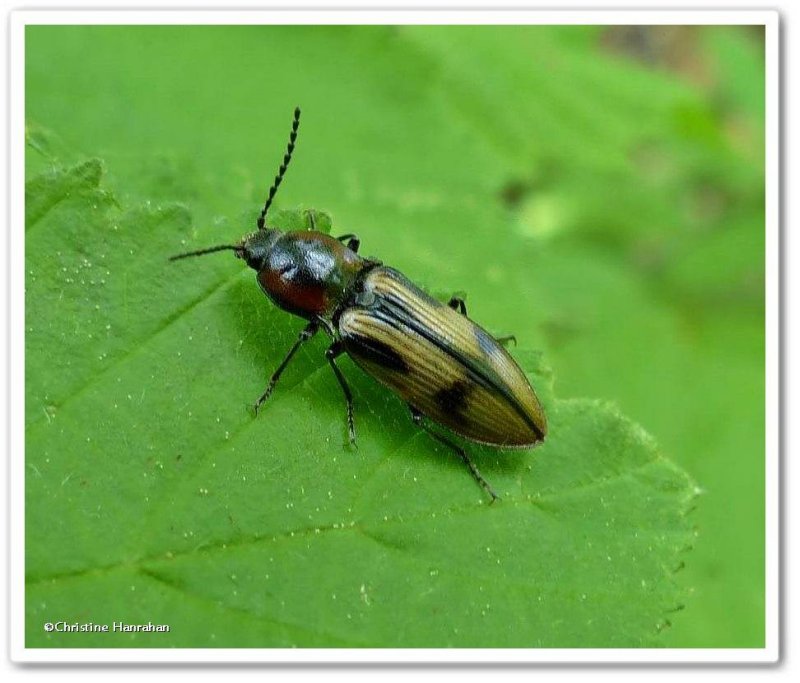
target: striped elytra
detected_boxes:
[337,266,547,448]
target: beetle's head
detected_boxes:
[237,229,282,271]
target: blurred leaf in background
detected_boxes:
[24,24,764,648]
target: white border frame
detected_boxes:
[8,8,780,664]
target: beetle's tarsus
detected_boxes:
[456,447,499,502]
[496,334,517,348]
[326,340,357,447]
[345,411,357,448]
[347,415,357,446]
[253,389,272,416]
[253,320,318,417]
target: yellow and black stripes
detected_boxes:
[338,267,546,447]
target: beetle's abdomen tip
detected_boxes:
[515,418,547,448]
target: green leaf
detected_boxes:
[26,157,696,647]
[24,22,766,650]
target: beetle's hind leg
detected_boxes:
[495,335,517,347]
[448,296,467,316]
[448,297,515,347]
[448,297,515,348]
[325,341,357,446]
[336,233,360,253]
[254,320,318,415]
[409,407,499,503]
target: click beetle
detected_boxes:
[170,107,547,501]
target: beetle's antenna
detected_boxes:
[257,106,301,230]
[169,244,241,261]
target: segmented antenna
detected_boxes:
[257,107,301,230]
[168,244,240,261]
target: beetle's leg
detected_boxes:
[325,340,356,445]
[448,298,515,348]
[409,407,499,503]
[448,296,467,316]
[336,233,361,253]
[254,320,319,415]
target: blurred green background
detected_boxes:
[25,24,765,647]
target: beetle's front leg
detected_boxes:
[336,233,360,253]
[254,320,319,415]
[325,340,356,445]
